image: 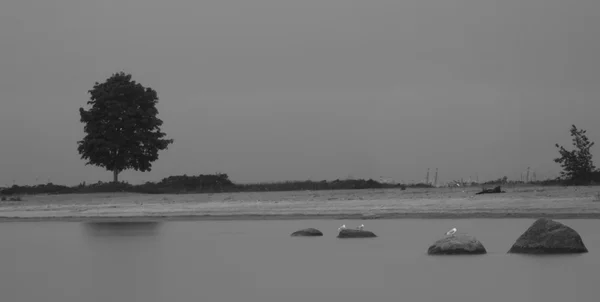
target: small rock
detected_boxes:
[428,234,487,255]
[291,228,323,237]
[508,218,588,254]
[337,229,377,238]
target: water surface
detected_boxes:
[1,219,599,302]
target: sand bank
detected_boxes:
[2,186,600,222]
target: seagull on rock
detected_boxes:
[338,224,347,232]
[445,227,457,236]
[357,224,364,231]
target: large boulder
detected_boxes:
[337,228,377,238]
[427,234,487,255]
[508,218,588,254]
[291,228,323,237]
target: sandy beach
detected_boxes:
[2,185,600,222]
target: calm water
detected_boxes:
[1,219,599,302]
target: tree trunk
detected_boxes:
[113,170,119,183]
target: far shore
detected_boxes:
[3,212,600,223]
[2,186,600,222]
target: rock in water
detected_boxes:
[508,218,588,254]
[337,228,377,238]
[427,234,487,255]
[291,228,323,237]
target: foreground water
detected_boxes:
[1,219,599,302]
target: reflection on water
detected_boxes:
[83,221,162,237]
[1,219,600,302]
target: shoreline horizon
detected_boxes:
[2,211,600,223]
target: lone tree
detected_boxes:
[77,72,173,183]
[554,125,596,184]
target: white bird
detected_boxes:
[445,228,457,236]
[357,224,364,231]
[338,224,347,231]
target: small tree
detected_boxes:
[554,125,596,184]
[77,72,174,183]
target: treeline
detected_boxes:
[236,179,409,192]
[478,179,564,186]
[480,172,600,187]
[0,174,408,196]
[4,172,596,196]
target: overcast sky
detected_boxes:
[1,0,599,186]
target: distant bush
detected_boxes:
[236,178,405,192]
[405,182,434,189]
[480,176,566,187]
[0,174,405,196]
[0,183,73,195]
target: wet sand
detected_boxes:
[2,185,600,222]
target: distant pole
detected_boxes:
[425,168,430,184]
[434,168,438,187]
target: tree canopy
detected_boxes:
[554,125,596,185]
[77,72,173,182]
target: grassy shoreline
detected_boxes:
[2,211,600,223]
[2,186,600,222]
